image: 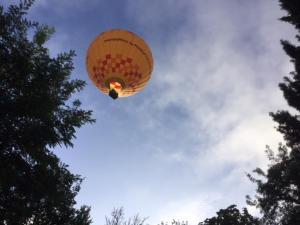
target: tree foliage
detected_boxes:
[198,205,259,225]
[0,0,94,224]
[247,0,300,224]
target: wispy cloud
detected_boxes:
[119,0,294,223]
[31,0,102,14]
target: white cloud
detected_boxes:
[122,0,294,222]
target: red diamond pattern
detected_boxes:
[92,54,143,90]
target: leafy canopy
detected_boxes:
[0,0,94,224]
[198,205,260,225]
[247,1,300,225]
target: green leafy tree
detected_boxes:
[0,0,94,224]
[198,205,259,225]
[247,0,300,224]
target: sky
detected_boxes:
[2,0,297,224]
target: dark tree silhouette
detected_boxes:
[247,1,300,225]
[198,205,259,225]
[0,0,94,224]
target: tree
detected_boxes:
[105,208,147,225]
[198,205,259,225]
[247,1,300,224]
[0,0,94,224]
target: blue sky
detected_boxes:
[2,0,297,224]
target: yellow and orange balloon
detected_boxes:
[86,29,153,99]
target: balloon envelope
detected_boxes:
[86,29,153,99]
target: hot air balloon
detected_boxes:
[86,29,153,99]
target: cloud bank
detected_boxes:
[120,0,295,223]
